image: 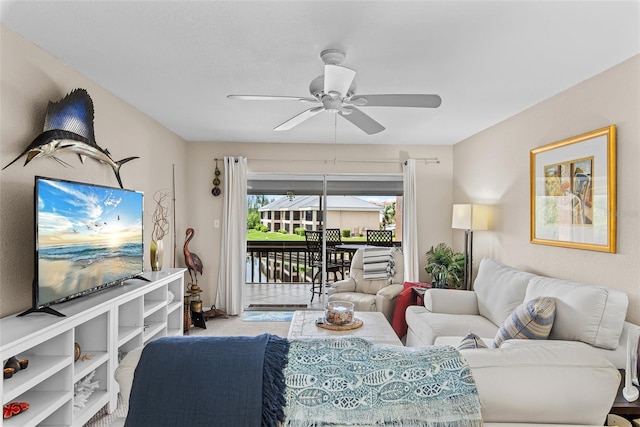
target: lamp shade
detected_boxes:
[452,204,490,231]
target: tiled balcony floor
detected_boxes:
[244,282,326,311]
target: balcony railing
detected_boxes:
[246,241,355,284]
[246,241,310,283]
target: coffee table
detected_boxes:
[287,310,403,346]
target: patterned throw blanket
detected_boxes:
[283,338,482,427]
[362,247,395,280]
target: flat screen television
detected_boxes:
[19,176,145,317]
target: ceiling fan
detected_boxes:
[227,49,442,135]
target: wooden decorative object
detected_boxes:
[183,296,191,333]
[317,318,363,331]
[74,343,81,362]
[191,311,207,329]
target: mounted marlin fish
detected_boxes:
[2,88,138,188]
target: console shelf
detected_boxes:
[0,268,185,427]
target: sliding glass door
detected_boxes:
[245,173,403,310]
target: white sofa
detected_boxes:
[460,341,620,425]
[406,257,637,369]
[114,339,620,426]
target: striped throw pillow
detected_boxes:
[457,332,488,350]
[492,296,556,348]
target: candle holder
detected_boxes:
[188,283,203,313]
[325,301,354,326]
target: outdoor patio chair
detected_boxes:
[305,230,344,302]
[366,229,393,247]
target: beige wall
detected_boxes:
[326,211,380,235]
[453,55,640,324]
[0,27,189,317]
[4,24,636,325]
[185,142,453,306]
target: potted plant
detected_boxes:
[425,243,465,289]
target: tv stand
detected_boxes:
[16,306,65,317]
[0,268,185,427]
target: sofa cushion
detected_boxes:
[405,306,499,346]
[434,336,493,348]
[493,296,556,348]
[328,291,377,312]
[473,258,536,327]
[460,341,620,424]
[458,332,488,350]
[525,276,628,350]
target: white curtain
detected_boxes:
[217,156,247,315]
[402,159,419,282]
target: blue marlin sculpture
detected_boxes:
[2,88,138,188]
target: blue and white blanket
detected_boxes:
[283,338,482,427]
[362,247,395,280]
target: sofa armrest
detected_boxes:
[423,289,479,315]
[376,284,404,322]
[329,278,356,293]
[114,346,144,405]
[377,283,404,300]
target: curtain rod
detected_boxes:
[217,157,440,165]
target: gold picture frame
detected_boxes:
[530,125,616,253]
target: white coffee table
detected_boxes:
[287,310,403,346]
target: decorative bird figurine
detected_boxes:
[184,228,203,285]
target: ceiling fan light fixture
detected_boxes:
[321,95,343,112]
[324,64,356,98]
[309,75,324,98]
[310,76,356,99]
[320,49,346,65]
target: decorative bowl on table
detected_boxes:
[325,301,355,326]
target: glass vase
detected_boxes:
[150,239,163,271]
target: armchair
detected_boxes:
[328,247,404,322]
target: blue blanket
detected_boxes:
[282,338,482,427]
[125,334,289,427]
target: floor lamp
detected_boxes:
[452,204,489,290]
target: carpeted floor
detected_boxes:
[84,314,292,426]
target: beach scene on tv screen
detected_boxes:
[37,178,143,305]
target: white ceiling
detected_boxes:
[1,1,638,146]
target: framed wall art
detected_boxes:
[530,125,616,253]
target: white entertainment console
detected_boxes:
[0,268,185,427]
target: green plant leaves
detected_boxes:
[425,243,465,289]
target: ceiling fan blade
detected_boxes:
[324,65,356,97]
[348,94,442,108]
[339,107,385,135]
[228,95,317,103]
[274,107,324,131]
